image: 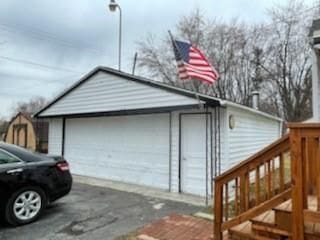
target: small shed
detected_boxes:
[35,66,283,198]
[4,112,48,153]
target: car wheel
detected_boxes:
[5,186,47,226]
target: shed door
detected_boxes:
[181,114,207,196]
[13,124,27,148]
[64,114,170,189]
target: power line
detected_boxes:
[0,21,107,57]
[0,72,84,93]
[0,55,82,74]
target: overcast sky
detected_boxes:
[0,0,316,119]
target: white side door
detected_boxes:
[180,114,207,196]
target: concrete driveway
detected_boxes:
[0,182,201,240]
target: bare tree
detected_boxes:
[137,1,313,121]
[137,10,267,104]
[13,96,47,117]
[258,0,313,121]
[0,116,9,140]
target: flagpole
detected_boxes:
[168,30,203,109]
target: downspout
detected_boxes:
[169,112,172,192]
[205,106,209,206]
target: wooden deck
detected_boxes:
[213,123,320,240]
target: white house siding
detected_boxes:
[312,50,320,121]
[39,72,202,117]
[226,106,281,168]
[48,118,63,155]
[216,107,229,174]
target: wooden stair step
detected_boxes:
[272,195,318,213]
[250,210,291,239]
[251,210,275,228]
[305,222,320,238]
[229,221,255,240]
[273,200,292,232]
[229,221,277,240]
[273,199,292,213]
[271,195,319,234]
[252,222,291,238]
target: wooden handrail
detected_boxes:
[214,134,291,240]
[221,188,291,231]
[215,134,289,183]
[287,123,320,128]
[214,123,320,240]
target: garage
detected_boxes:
[64,114,170,189]
[36,66,282,199]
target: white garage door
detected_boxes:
[64,114,170,189]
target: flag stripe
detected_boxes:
[172,39,219,84]
[184,64,214,71]
[187,72,215,83]
[184,66,217,78]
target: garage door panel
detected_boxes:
[64,114,169,189]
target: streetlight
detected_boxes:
[108,0,122,71]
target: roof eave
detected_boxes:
[34,66,221,118]
[220,100,283,122]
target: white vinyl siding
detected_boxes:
[216,107,229,174]
[226,106,281,168]
[48,118,63,155]
[39,72,201,117]
[312,50,320,121]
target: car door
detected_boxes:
[0,149,26,200]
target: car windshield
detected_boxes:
[0,143,52,162]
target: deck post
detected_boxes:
[289,126,305,240]
[214,182,223,240]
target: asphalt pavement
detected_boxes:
[0,182,201,240]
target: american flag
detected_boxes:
[171,39,219,84]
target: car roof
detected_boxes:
[0,142,50,162]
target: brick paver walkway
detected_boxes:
[137,214,214,240]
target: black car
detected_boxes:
[0,142,72,226]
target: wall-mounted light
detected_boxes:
[229,114,235,129]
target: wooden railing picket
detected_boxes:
[267,160,272,199]
[213,123,320,239]
[235,177,239,215]
[239,173,249,213]
[224,183,229,221]
[279,153,285,191]
[255,166,260,205]
[213,134,291,238]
